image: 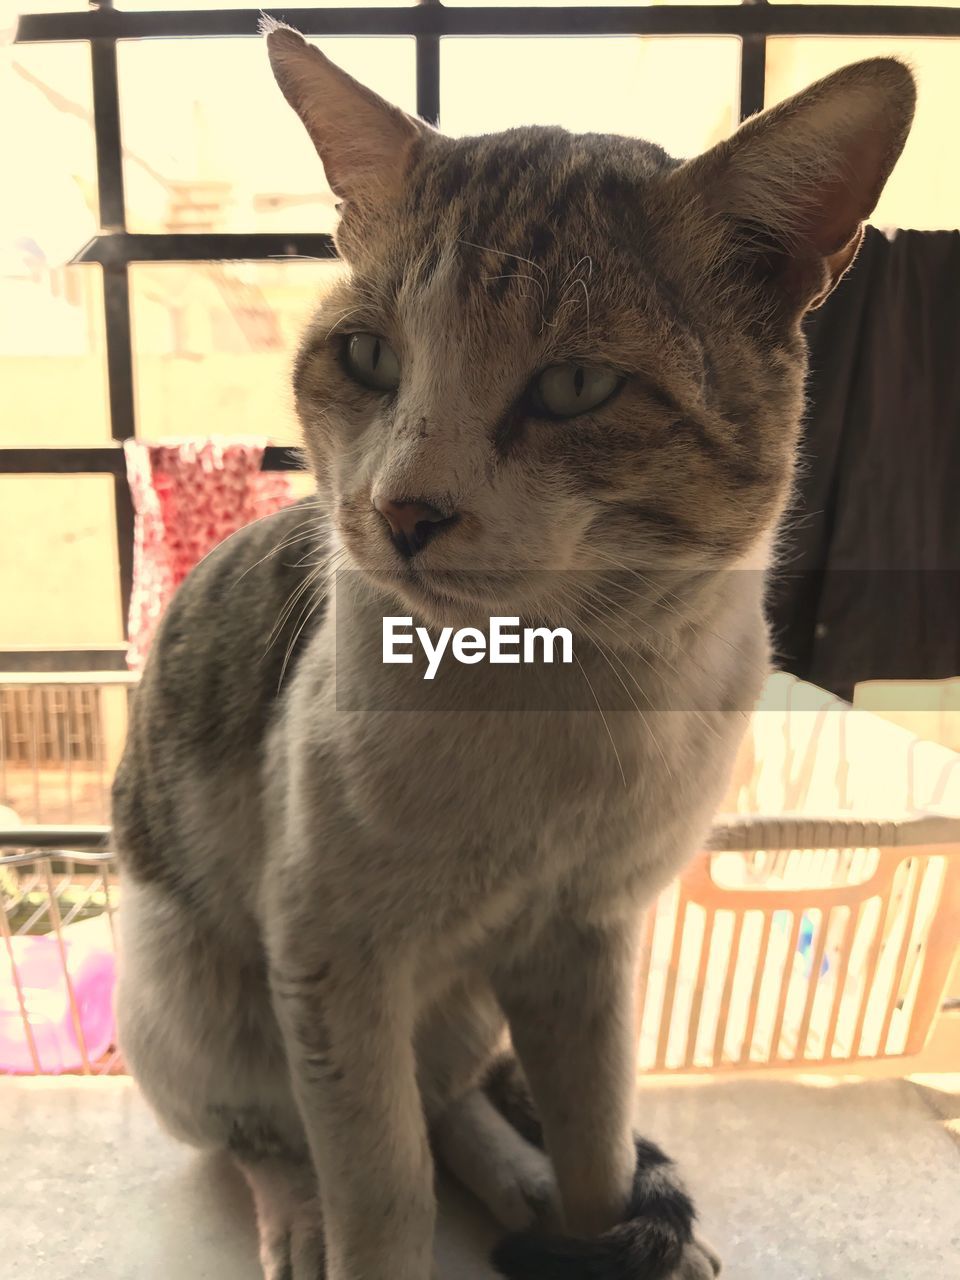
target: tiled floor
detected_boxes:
[1,1073,957,1279]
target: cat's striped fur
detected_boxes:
[113,25,914,1280]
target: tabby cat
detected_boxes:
[112,22,914,1280]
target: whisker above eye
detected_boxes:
[455,237,551,289]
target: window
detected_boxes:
[4,2,960,664]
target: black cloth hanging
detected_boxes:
[767,226,960,700]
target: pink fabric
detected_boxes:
[124,439,297,670]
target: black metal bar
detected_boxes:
[740,35,767,121]
[739,1,768,122]
[89,28,136,634]
[0,826,112,852]
[416,1,441,127]
[89,38,125,231]
[113,468,135,632]
[0,448,126,475]
[0,650,130,673]
[263,446,307,471]
[101,265,135,438]
[104,266,136,628]
[73,232,338,266]
[17,6,960,42]
[0,445,304,474]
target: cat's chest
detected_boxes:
[323,690,697,870]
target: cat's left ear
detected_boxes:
[675,57,916,311]
[263,20,428,204]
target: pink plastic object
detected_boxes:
[0,919,116,1073]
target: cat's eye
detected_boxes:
[532,364,622,418]
[344,333,401,393]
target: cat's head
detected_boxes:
[265,22,914,627]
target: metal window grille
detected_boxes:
[4,3,960,675]
[1,685,101,768]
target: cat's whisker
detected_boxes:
[231,508,326,587]
[325,307,369,340]
[575,587,725,741]
[558,255,592,293]
[481,273,552,330]
[581,576,730,714]
[571,277,590,339]
[569,648,627,790]
[261,546,348,660]
[261,573,319,661]
[588,548,768,679]
[573,605,677,779]
[277,573,335,694]
[574,613,674,783]
[267,253,338,264]
[456,237,550,304]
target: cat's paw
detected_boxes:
[675,1235,722,1279]
[260,1230,295,1280]
[259,1216,326,1280]
[492,1229,722,1280]
[485,1165,562,1234]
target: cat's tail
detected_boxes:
[484,1054,719,1280]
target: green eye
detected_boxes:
[344,333,401,392]
[533,364,622,418]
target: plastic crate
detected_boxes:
[637,675,960,1073]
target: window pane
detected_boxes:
[118,38,415,234]
[766,38,960,231]
[5,1,87,12]
[444,1,738,6]
[1,40,98,258]
[0,264,111,446]
[129,260,339,444]
[1,41,108,444]
[117,1,410,6]
[441,38,740,156]
[0,476,122,647]
[769,1,956,5]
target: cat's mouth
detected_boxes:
[396,565,506,616]
[366,563,536,628]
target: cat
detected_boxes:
[111,21,914,1280]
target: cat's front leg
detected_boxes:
[492,914,639,1236]
[268,936,435,1280]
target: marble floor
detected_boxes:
[1,1072,958,1279]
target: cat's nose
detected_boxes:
[373,495,459,558]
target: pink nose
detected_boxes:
[372,495,458,558]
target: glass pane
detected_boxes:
[0,264,111,445]
[444,1,738,5]
[117,1,410,6]
[118,37,415,234]
[766,38,960,231]
[129,260,340,444]
[769,1,956,5]
[1,41,108,444]
[0,476,122,647]
[0,40,98,258]
[5,1,87,13]
[441,37,740,156]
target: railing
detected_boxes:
[2,673,959,1078]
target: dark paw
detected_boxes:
[491,1136,719,1280]
[492,1216,682,1279]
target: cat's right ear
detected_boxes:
[263,19,427,205]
